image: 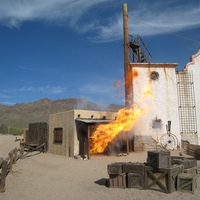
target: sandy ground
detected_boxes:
[0,134,200,200]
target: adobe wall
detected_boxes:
[49,110,118,157]
[49,110,74,156]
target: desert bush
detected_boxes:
[0,124,23,135]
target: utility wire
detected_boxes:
[128,17,200,44]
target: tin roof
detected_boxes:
[76,118,114,124]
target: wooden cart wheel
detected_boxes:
[160,133,178,150]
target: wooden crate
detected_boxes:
[127,173,144,189]
[123,162,145,175]
[144,165,182,193]
[177,173,197,194]
[147,150,171,169]
[171,156,197,169]
[107,162,125,174]
[109,173,126,188]
[184,167,198,175]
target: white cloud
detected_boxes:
[79,82,125,107]
[19,85,67,94]
[0,0,108,31]
[0,94,11,98]
[91,1,200,42]
[18,65,54,71]
[79,84,114,94]
[0,0,199,42]
[0,102,15,106]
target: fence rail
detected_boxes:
[0,147,24,192]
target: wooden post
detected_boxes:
[123,3,132,155]
[20,147,24,159]
[87,125,90,160]
[14,148,18,164]
[0,160,8,192]
[0,158,3,167]
[123,3,133,108]
[9,150,14,173]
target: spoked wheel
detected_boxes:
[160,133,178,150]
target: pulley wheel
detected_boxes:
[160,133,178,150]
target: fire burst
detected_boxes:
[90,69,154,154]
[90,104,146,154]
[142,84,154,100]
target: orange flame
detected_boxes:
[114,69,139,97]
[90,104,146,154]
[142,83,154,100]
[90,69,154,154]
[125,69,139,85]
[114,79,123,97]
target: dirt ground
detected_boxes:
[0,134,200,200]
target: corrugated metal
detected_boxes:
[75,119,114,124]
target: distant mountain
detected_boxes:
[0,98,124,128]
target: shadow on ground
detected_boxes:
[94,178,109,187]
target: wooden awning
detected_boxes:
[75,119,114,124]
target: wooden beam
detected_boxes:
[123,3,133,108]
[87,125,90,160]
[123,3,131,155]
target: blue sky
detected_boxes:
[0,0,200,107]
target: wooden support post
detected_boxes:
[8,151,14,173]
[44,143,46,153]
[0,160,8,192]
[126,131,129,155]
[88,125,90,160]
[123,3,133,108]
[123,3,132,155]
[0,158,3,167]
[20,147,24,159]
[14,148,18,164]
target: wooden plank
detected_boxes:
[8,150,14,173]
[0,158,3,167]
[0,160,8,192]
[27,122,48,152]
[14,148,18,164]
[87,125,90,160]
[19,147,24,159]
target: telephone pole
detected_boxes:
[123,4,133,155]
[123,4,133,109]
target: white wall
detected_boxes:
[185,49,200,144]
[130,63,181,147]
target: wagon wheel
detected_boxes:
[160,133,178,151]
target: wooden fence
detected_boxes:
[0,147,24,192]
[27,122,48,152]
[185,143,200,160]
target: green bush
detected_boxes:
[0,124,24,135]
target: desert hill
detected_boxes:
[0,98,124,128]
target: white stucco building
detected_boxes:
[131,49,200,147]
[130,63,181,150]
[176,49,200,145]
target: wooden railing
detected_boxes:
[0,147,24,192]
